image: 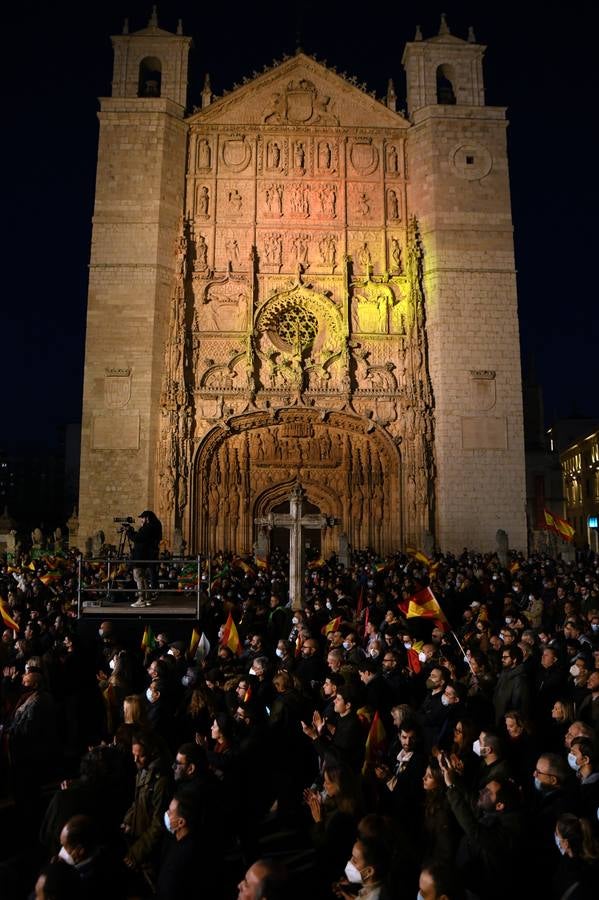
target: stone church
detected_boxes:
[78,11,526,565]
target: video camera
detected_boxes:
[113,516,135,535]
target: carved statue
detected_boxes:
[391,238,402,271]
[357,243,371,270]
[269,141,281,168]
[198,139,211,169]
[320,142,332,169]
[294,142,305,169]
[387,145,398,173]
[358,193,370,216]
[387,189,399,220]
[197,185,209,215]
[228,190,243,212]
[195,234,208,270]
[319,234,337,268]
[319,184,337,218]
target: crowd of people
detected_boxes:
[1,542,599,899]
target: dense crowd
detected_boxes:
[1,545,599,899]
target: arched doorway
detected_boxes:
[191,407,402,561]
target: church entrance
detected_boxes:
[191,407,404,573]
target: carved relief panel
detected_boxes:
[194,275,250,333]
[216,180,253,222]
[347,183,383,226]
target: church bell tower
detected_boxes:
[78,9,191,543]
[402,16,526,550]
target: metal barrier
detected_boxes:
[76,555,203,619]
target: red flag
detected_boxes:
[221,612,242,656]
[400,586,449,632]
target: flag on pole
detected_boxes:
[362,710,388,775]
[221,612,241,655]
[406,641,424,674]
[400,586,449,632]
[0,600,19,632]
[543,508,575,542]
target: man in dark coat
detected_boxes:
[127,510,162,608]
[493,645,531,725]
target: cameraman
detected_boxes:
[128,510,162,608]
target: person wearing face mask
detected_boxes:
[568,653,592,710]
[568,737,599,821]
[155,793,214,899]
[274,639,295,673]
[57,814,126,900]
[473,731,513,789]
[334,838,390,900]
[552,814,599,900]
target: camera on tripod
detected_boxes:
[114,516,134,534]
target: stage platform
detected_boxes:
[78,589,199,620]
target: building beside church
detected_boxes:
[78,11,526,564]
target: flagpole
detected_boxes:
[449,629,475,675]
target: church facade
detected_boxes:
[78,13,526,560]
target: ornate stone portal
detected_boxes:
[78,15,527,567]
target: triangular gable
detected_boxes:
[187,53,409,130]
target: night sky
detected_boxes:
[4,1,596,449]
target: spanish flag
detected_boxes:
[400,586,449,632]
[362,711,388,775]
[221,612,242,656]
[543,508,575,542]
[406,641,424,674]
[0,600,19,632]
[255,554,269,571]
[322,616,342,637]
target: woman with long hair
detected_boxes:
[421,757,459,865]
[304,764,364,886]
[553,814,599,899]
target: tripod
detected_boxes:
[105,527,133,603]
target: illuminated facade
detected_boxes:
[78,13,526,561]
[561,430,599,550]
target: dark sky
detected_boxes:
[4,1,596,448]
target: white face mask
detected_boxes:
[58,846,75,865]
[109,658,116,671]
[418,651,427,663]
[568,752,580,771]
[404,642,412,649]
[473,739,482,757]
[292,616,299,625]
[441,694,450,706]
[570,665,580,678]
[344,860,363,883]
[164,810,175,834]
[249,666,257,676]
[342,641,351,651]
[145,687,154,703]
[275,648,284,658]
